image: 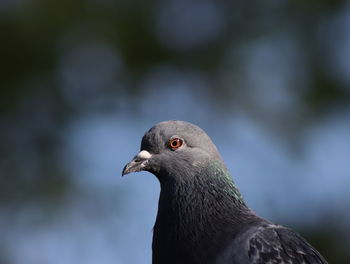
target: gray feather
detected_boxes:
[123,120,328,264]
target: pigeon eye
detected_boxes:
[168,138,183,150]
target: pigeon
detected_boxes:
[122,120,327,264]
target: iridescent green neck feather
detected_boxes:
[206,159,246,205]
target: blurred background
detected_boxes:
[1,0,350,263]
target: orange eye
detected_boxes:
[168,138,183,150]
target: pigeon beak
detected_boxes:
[122,150,152,176]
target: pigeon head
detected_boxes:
[122,120,224,181]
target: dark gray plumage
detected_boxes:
[122,120,327,264]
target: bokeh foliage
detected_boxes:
[1,0,350,263]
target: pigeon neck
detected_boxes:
[158,159,246,205]
[206,159,245,204]
[154,159,253,262]
[157,158,249,226]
